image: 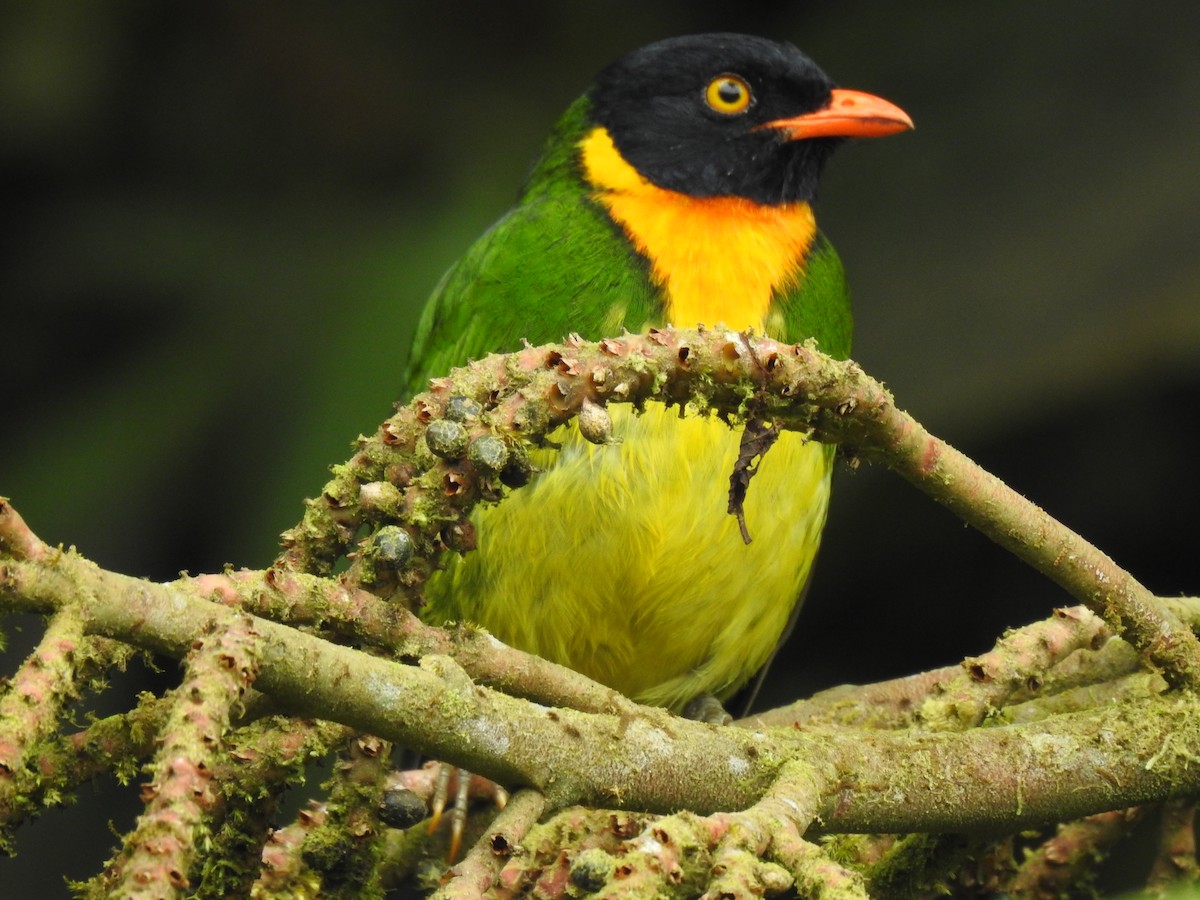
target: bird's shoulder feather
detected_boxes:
[402,189,661,397]
[769,231,852,357]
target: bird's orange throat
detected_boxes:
[580,125,818,331]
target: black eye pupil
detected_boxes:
[718,81,742,104]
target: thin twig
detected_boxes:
[434,788,546,899]
[252,801,327,896]
[1003,808,1144,897]
[1148,800,1200,892]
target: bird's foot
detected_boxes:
[392,761,508,861]
[682,693,733,724]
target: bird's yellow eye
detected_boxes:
[704,74,752,115]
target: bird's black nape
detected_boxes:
[588,33,841,205]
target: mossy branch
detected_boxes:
[3,328,1200,896]
[85,612,264,898]
[271,326,1200,690]
[11,548,1199,830]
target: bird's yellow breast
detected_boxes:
[431,405,831,710]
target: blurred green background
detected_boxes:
[3,1,1199,893]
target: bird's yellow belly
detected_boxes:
[423,403,832,711]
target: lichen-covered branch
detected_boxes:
[299,733,393,898]
[0,497,50,562]
[773,835,870,900]
[86,613,264,898]
[252,800,327,897]
[749,606,1119,734]
[189,567,638,717]
[3,329,1200,896]
[917,605,1111,731]
[747,665,960,730]
[1148,800,1200,892]
[1003,808,1144,897]
[4,539,1200,840]
[266,328,1200,688]
[434,788,546,899]
[193,715,350,898]
[3,691,172,832]
[0,607,87,840]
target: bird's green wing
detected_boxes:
[402,191,661,398]
[402,95,662,396]
[767,231,853,357]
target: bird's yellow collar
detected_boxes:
[579,125,818,332]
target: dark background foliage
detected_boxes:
[3,1,1198,893]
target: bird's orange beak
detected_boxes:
[764,88,913,140]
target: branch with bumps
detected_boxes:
[274,326,1200,689]
[2,327,1200,897]
[86,613,264,898]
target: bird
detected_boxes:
[404,33,911,715]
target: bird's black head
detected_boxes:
[588,33,911,205]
